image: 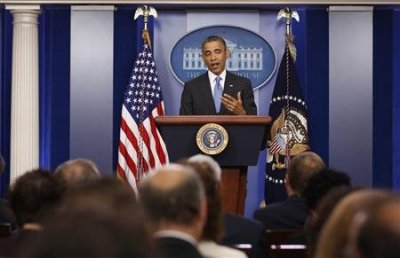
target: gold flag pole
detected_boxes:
[277,8,300,61]
[133,5,158,180]
[277,8,300,168]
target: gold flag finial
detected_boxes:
[277,8,300,62]
[134,5,158,47]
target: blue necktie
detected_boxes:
[213,76,223,113]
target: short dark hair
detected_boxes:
[139,165,204,226]
[201,35,227,52]
[8,169,62,227]
[303,168,351,210]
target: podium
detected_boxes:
[155,115,271,215]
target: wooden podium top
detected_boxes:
[155,115,271,125]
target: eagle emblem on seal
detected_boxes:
[267,108,309,170]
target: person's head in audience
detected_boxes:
[54,158,100,189]
[8,169,62,229]
[139,163,207,240]
[17,191,152,258]
[187,154,223,242]
[303,168,351,211]
[314,189,391,258]
[285,151,325,197]
[355,196,400,258]
[306,185,354,256]
[58,177,139,216]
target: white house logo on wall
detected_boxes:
[170,26,276,90]
[196,123,229,155]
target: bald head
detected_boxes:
[287,151,325,195]
[139,164,205,227]
[55,158,100,187]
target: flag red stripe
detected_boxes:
[118,140,138,180]
[138,121,156,168]
[121,116,150,172]
[149,110,167,164]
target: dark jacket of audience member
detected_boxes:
[222,213,266,258]
[253,152,325,230]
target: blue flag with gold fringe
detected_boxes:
[264,41,310,204]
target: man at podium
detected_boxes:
[180,35,257,116]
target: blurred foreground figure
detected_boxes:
[357,196,400,258]
[187,154,248,258]
[0,169,62,257]
[17,178,153,258]
[139,164,206,258]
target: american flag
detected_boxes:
[117,42,168,194]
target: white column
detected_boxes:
[6,5,41,182]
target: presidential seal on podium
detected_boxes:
[196,123,229,155]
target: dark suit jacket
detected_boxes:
[155,237,204,258]
[180,72,257,115]
[0,229,38,257]
[222,212,266,258]
[252,195,309,230]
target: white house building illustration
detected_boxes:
[183,40,263,71]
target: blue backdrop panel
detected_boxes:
[39,5,71,170]
[393,8,400,190]
[303,8,329,163]
[0,9,12,197]
[373,8,393,189]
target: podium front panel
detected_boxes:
[159,124,266,166]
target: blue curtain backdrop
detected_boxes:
[0,8,12,197]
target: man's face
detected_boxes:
[202,40,229,76]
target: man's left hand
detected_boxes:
[221,92,247,115]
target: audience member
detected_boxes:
[356,196,400,258]
[17,178,152,258]
[314,189,391,258]
[253,151,325,230]
[8,169,62,229]
[187,155,248,258]
[139,164,206,258]
[303,168,351,212]
[54,158,100,190]
[188,154,266,258]
[304,185,353,255]
[0,169,63,256]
